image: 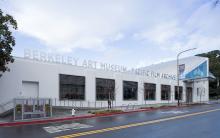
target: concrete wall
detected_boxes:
[192,79,209,103]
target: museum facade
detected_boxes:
[0,50,210,109]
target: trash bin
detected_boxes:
[72,109,76,116]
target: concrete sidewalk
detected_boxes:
[0,102,210,125]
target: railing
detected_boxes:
[52,99,163,110]
[52,98,117,109]
[120,103,139,111]
[1,98,118,115]
[13,98,52,121]
[0,100,13,115]
[0,97,184,115]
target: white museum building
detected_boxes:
[0,49,211,112]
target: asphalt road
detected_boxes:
[0,104,220,138]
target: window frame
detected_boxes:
[96,78,115,101]
[175,86,183,100]
[144,83,156,101]
[161,84,171,101]
[123,80,138,101]
[59,74,86,101]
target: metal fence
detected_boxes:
[52,98,117,109]
[52,99,146,112]
[14,98,52,121]
[0,100,13,115]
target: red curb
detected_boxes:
[0,105,184,127]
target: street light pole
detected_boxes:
[217,77,220,102]
[177,48,197,106]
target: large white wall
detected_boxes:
[0,57,209,107]
[192,79,209,102]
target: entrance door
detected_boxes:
[22,81,39,98]
[186,87,193,103]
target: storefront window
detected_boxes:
[175,86,183,100]
[123,81,138,100]
[161,84,171,100]
[144,83,156,100]
[96,78,115,100]
[59,74,85,100]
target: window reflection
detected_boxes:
[144,83,156,100]
[175,86,183,100]
[96,78,115,100]
[161,84,171,100]
[59,74,85,100]
[123,81,138,100]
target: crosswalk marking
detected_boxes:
[43,123,92,134]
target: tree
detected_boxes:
[214,0,220,7]
[105,80,116,109]
[196,50,220,99]
[0,9,17,73]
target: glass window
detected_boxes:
[161,84,171,100]
[175,86,183,100]
[123,81,138,100]
[144,83,156,100]
[59,74,85,100]
[96,78,115,100]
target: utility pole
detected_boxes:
[177,48,197,106]
[217,77,219,103]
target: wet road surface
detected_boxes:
[0,104,220,138]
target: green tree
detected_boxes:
[197,50,220,99]
[214,0,219,7]
[0,9,17,73]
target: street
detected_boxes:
[0,104,220,138]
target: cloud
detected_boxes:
[133,0,220,54]
[185,1,220,53]
[136,57,176,68]
[1,0,219,68]
[133,21,183,46]
[4,0,136,53]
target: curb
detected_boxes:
[0,105,184,127]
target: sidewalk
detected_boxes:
[0,108,94,123]
[0,102,210,127]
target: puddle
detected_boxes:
[160,111,189,114]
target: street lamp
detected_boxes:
[177,48,197,106]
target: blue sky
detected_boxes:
[1,0,220,68]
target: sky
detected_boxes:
[0,0,220,68]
